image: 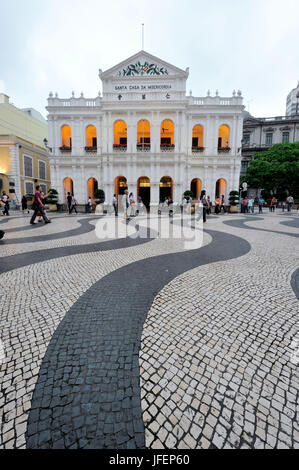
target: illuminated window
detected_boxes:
[137,120,151,148]
[61,125,72,148]
[192,125,204,148]
[160,120,174,146]
[114,121,127,147]
[218,125,230,149]
[86,126,97,147]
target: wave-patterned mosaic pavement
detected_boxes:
[0,211,298,449]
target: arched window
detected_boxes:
[192,125,204,150]
[114,121,127,150]
[137,120,151,151]
[86,126,97,150]
[160,120,174,150]
[218,125,230,151]
[61,125,72,150]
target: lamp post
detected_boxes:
[43,138,52,152]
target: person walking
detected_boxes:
[215,197,221,214]
[30,186,51,225]
[129,192,136,217]
[243,197,249,214]
[124,190,130,219]
[87,197,92,213]
[248,198,254,214]
[200,190,208,223]
[21,195,29,214]
[258,197,264,214]
[270,197,277,213]
[70,195,78,214]
[67,192,72,214]
[287,195,294,212]
[1,192,10,216]
[113,194,118,217]
[220,195,226,213]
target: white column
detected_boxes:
[9,144,22,203]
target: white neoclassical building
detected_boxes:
[47,51,244,207]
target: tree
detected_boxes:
[244,142,299,200]
[94,189,105,205]
[46,188,58,204]
[183,190,194,200]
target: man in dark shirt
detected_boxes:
[67,192,72,214]
[30,186,51,225]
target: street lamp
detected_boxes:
[43,138,52,152]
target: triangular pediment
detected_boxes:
[100,50,189,79]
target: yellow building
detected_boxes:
[0,93,50,207]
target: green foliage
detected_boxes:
[244,142,299,200]
[94,189,105,205]
[46,188,58,204]
[183,190,194,200]
[229,190,240,206]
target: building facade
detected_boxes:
[0,93,50,205]
[241,112,299,176]
[286,81,299,116]
[47,51,244,206]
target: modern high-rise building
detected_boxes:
[286,81,299,116]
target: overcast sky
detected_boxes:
[0,0,298,119]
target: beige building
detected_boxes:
[0,93,50,207]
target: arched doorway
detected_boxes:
[137,177,151,208]
[160,176,173,203]
[64,177,74,200]
[215,178,227,199]
[115,176,128,197]
[190,178,202,200]
[87,178,98,200]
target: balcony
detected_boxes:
[137,144,151,152]
[192,146,205,154]
[218,147,231,154]
[85,146,97,153]
[59,146,72,153]
[113,144,127,152]
[160,144,175,152]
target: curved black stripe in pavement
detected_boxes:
[26,229,251,449]
[291,269,299,299]
[0,223,155,275]
[223,216,299,238]
[280,217,299,229]
[1,217,99,244]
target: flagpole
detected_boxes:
[142,23,144,50]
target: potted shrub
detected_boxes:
[229,190,239,213]
[46,188,59,212]
[94,189,105,214]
